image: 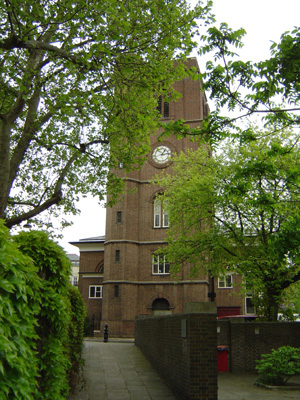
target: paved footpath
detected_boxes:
[68,339,175,400]
[69,339,300,400]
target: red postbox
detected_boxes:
[217,346,229,372]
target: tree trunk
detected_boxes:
[264,289,281,321]
[0,120,11,219]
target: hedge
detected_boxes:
[0,221,86,399]
[15,230,72,399]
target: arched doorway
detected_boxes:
[152,298,172,316]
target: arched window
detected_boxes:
[152,298,170,311]
[156,95,169,118]
[95,261,104,273]
[154,196,169,228]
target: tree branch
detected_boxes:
[5,152,79,228]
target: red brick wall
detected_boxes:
[217,319,300,372]
[135,309,217,400]
[80,251,104,272]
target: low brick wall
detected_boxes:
[135,303,217,400]
[217,319,300,372]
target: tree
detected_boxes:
[0,0,213,230]
[281,281,300,318]
[173,23,300,142]
[156,129,300,320]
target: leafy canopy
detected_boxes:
[0,0,213,230]
[156,128,300,320]
[196,23,300,142]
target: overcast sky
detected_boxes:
[60,0,300,254]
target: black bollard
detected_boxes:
[104,323,108,342]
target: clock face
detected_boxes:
[152,145,172,165]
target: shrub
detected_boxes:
[0,221,40,399]
[67,286,86,392]
[84,316,95,337]
[256,346,300,385]
[15,231,72,399]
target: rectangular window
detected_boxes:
[152,254,170,275]
[114,284,119,297]
[89,285,103,298]
[218,274,233,288]
[117,211,122,224]
[245,297,256,314]
[115,249,120,262]
[73,276,78,286]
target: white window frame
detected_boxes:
[154,197,169,228]
[89,285,103,299]
[218,274,233,288]
[73,276,78,286]
[152,254,170,275]
[245,296,256,315]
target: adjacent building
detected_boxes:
[70,236,104,332]
[67,253,80,287]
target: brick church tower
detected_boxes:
[101,58,211,337]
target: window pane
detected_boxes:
[246,297,255,314]
[152,255,158,274]
[163,101,169,118]
[226,275,233,288]
[159,260,164,273]
[155,215,160,227]
[156,96,162,114]
[90,286,95,297]
[218,278,225,288]
[163,201,169,227]
[164,263,170,274]
[154,199,161,227]
[163,213,169,227]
